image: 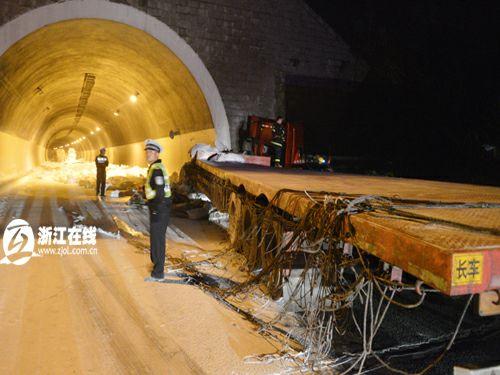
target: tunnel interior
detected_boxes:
[0,19,217,181]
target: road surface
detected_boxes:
[0,176,287,374]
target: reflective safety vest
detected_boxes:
[145,162,172,200]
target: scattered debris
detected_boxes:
[96,227,121,239]
[31,161,147,198]
[127,190,146,206]
[190,143,245,163]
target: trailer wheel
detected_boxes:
[228,192,243,251]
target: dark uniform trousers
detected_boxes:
[270,122,286,167]
[271,143,285,167]
[96,169,106,196]
[149,199,172,278]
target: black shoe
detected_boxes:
[151,272,165,279]
[144,276,165,282]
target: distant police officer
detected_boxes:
[143,139,172,281]
[270,116,286,167]
[95,147,109,197]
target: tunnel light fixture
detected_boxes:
[113,110,120,117]
[90,131,94,135]
[96,127,101,132]
[130,93,139,103]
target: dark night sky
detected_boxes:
[303,1,499,185]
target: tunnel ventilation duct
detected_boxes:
[68,72,96,136]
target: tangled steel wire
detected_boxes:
[182,161,485,373]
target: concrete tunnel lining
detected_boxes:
[0,0,231,181]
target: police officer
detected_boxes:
[270,116,286,167]
[143,139,172,281]
[95,147,109,197]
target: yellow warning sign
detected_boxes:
[452,253,483,286]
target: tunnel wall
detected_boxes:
[98,128,215,177]
[0,131,44,183]
[0,0,367,152]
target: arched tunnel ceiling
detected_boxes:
[0,19,214,151]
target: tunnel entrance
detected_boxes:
[0,1,230,182]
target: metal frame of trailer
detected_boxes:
[186,160,500,300]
